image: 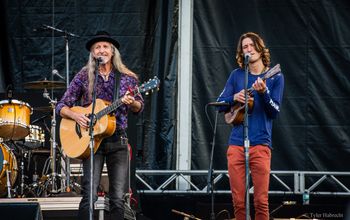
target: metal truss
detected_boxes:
[69,165,350,196]
[135,170,350,196]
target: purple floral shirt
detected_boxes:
[56,68,144,130]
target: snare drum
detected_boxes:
[0,143,17,196]
[25,125,45,148]
[0,99,32,140]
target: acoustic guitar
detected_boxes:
[59,77,160,159]
[224,64,281,125]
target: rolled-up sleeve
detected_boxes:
[56,71,86,115]
[130,77,144,114]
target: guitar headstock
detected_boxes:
[138,76,160,95]
[263,64,281,79]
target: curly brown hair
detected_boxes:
[235,32,271,68]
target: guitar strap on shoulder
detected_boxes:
[113,69,121,102]
[113,70,127,136]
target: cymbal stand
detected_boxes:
[8,141,30,197]
[19,150,27,196]
[43,88,59,193]
[4,160,12,198]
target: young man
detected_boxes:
[217,32,284,220]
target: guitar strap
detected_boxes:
[113,69,121,102]
[113,70,127,137]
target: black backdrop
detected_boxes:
[192,0,350,172]
[1,0,349,174]
[0,0,178,171]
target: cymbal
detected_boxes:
[23,79,66,89]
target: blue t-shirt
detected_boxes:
[217,67,284,147]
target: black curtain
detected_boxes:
[0,0,178,170]
[192,0,350,172]
[1,0,350,174]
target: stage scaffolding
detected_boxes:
[70,165,350,196]
[134,170,350,196]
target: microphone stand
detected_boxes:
[207,108,218,220]
[205,102,229,220]
[88,61,101,220]
[41,24,79,88]
[39,24,79,193]
[243,59,250,220]
[205,102,230,220]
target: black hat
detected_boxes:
[85,31,120,51]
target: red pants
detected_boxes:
[227,145,271,220]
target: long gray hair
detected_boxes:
[84,43,138,99]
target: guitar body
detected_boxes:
[224,100,253,125]
[60,99,116,159]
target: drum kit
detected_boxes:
[0,79,76,198]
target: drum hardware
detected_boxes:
[4,160,12,198]
[32,159,39,186]
[19,149,28,196]
[33,106,53,112]
[41,88,75,195]
[0,140,53,198]
[41,88,59,193]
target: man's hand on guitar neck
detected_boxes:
[234,89,254,104]
[252,77,267,93]
[121,91,142,113]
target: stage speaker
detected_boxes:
[0,202,43,220]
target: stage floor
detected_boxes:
[0,194,348,220]
[0,196,108,220]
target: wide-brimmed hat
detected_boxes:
[85,31,120,51]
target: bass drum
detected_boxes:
[0,143,17,196]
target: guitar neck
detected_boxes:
[95,99,123,120]
[93,76,160,120]
[247,64,280,93]
[95,88,140,120]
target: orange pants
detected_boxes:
[227,145,271,220]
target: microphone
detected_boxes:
[52,69,65,80]
[244,53,251,64]
[96,56,105,64]
[207,101,230,106]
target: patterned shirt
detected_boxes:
[56,67,144,131]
